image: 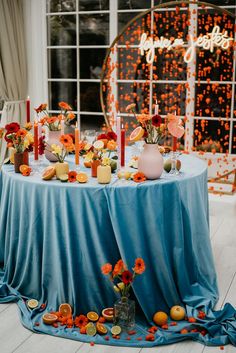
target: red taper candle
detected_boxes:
[121,124,125,167]
[26,96,30,123]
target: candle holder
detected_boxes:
[169,151,180,176]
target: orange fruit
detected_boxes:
[84,161,92,168]
[102,308,114,322]
[170,305,186,321]
[59,303,72,318]
[96,322,108,335]
[76,172,88,183]
[42,166,56,180]
[87,311,99,322]
[19,164,29,174]
[129,126,145,142]
[42,313,58,325]
[153,311,168,326]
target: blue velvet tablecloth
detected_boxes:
[0,153,235,347]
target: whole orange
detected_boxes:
[153,311,168,326]
[170,305,186,321]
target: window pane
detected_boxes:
[118,48,150,80]
[81,115,105,131]
[118,82,150,114]
[80,49,106,79]
[153,83,186,116]
[232,122,236,154]
[48,49,76,78]
[118,0,151,9]
[118,12,143,41]
[195,84,232,118]
[48,81,77,110]
[194,119,230,153]
[80,82,101,112]
[46,0,76,12]
[47,15,76,46]
[79,0,109,11]
[79,14,109,45]
[152,51,187,81]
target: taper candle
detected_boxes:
[116,115,121,167]
[34,121,39,160]
[26,96,30,123]
[121,124,125,167]
[75,123,80,165]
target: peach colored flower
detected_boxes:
[133,258,146,274]
[113,259,126,276]
[35,103,47,113]
[67,113,75,120]
[59,101,72,111]
[137,114,152,124]
[101,263,112,275]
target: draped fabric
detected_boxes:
[0,0,27,166]
[0,155,235,347]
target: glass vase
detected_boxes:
[45,130,61,162]
[14,151,29,173]
[113,296,135,329]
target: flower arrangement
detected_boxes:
[3,122,34,153]
[126,103,167,144]
[48,134,74,162]
[101,258,146,298]
[35,102,75,131]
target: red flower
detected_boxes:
[68,171,77,182]
[39,136,45,155]
[121,270,133,284]
[107,131,117,141]
[97,133,108,140]
[152,114,162,127]
[5,122,20,133]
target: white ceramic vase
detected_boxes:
[45,130,61,162]
[138,143,163,179]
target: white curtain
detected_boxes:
[0,0,27,166]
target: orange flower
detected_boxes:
[113,259,126,276]
[133,172,146,183]
[0,128,4,138]
[133,258,145,274]
[68,171,77,182]
[67,113,75,120]
[137,114,151,124]
[65,143,75,153]
[24,122,32,131]
[107,140,117,151]
[16,129,27,138]
[59,102,72,111]
[58,114,65,121]
[46,116,58,124]
[60,134,73,147]
[35,103,47,113]
[101,263,112,275]
[74,315,88,328]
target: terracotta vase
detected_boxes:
[55,162,69,179]
[45,130,61,162]
[14,151,29,173]
[97,165,111,184]
[138,143,163,179]
[91,159,101,177]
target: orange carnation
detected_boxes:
[113,259,126,276]
[101,263,112,275]
[133,258,145,274]
[133,172,146,183]
[59,101,72,111]
[68,171,77,183]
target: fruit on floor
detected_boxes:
[153,311,168,326]
[42,313,58,325]
[170,305,186,321]
[87,311,99,322]
[59,303,72,317]
[102,308,114,321]
[96,322,108,335]
[27,299,39,309]
[164,159,181,173]
[42,166,56,180]
[129,126,145,142]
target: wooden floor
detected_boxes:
[0,194,235,353]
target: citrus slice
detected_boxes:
[87,311,99,322]
[42,313,58,325]
[102,308,114,322]
[86,322,97,336]
[111,325,122,335]
[129,126,145,142]
[19,164,29,174]
[93,140,104,150]
[114,282,125,292]
[42,166,56,180]
[168,122,185,138]
[96,322,108,335]
[59,303,72,317]
[76,172,88,183]
[27,299,39,309]
[59,174,68,182]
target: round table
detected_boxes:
[0,153,233,347]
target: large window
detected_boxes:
[46,0,236,154]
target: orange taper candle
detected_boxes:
[75,124,80,165]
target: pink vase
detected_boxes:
[138,143,163,179]
[45,130,62,162]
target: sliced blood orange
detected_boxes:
[102,308,114,322]
[168,122,185,138]
[42,313,58,325]
[59,303,72,317]
[76,172,88,183]
[42,166,56,180]
[129,126,145,142]
[87,311,99,322]
[19,164,29,174]
[96,322,108,335]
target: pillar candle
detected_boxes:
[97,165,111,184]
[121,125,125,167]
[75,124,80,165]
[34,121,39,160]
[154,101,159,115]
[26,96,30,123]
[116,116,121,167]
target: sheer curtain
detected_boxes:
[0,0,27,166]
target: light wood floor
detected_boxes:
[0,194,235,353]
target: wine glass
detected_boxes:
[83,130,97,144]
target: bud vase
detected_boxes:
[14,151,29,173]
[55,162,69,179]
[45,130,61,162]
[91,159,101,177]
[114,296,135,329]
[138,143,163,179]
